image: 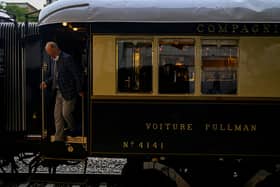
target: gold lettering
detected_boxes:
[159,123,163,130]
[145,122,193,132]
[251,124,257,132]
[152,123,158,130]
[232,24,239,33]
[122,141,165,150]
[227,124,233,131]
[173,123,178,130]
[234,124,242,132]
[205,123,210,131]
[146,123,152,130]
[180,124,186,131]
[123,141,129,149]
[146,122,256,133]
[197,23,280,34]
[240,24,249,33]
[252,24,259,33]
[187,124,193,131]
[218,24,228,33]
[220,124,226,131]
[204,123,257,132]
[165,123,171,130]
[208,24,215,33]
[197,24,204,33]
[213,124,218,131]
[263,24,271,33]
[243,125,250,132]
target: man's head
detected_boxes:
[45,41,61,59]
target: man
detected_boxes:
[40,41,83,141]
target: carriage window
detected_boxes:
[117,40,152,93]
[201,40,238,94]
[159,39,195,94]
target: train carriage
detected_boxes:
[38,0,280,157]
[2,0,280,185]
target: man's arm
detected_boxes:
[41,60,53,89]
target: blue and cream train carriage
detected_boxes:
[38,0,280,157]
[2,0,280,185]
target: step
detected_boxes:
[50,135,87,144]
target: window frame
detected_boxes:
[115,37,155,94]
[200,37,240,96]
[157,38,196,95]
[114,36,240,96]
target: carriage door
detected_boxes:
[40,25,89,144]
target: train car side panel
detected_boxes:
[239,37,280,97]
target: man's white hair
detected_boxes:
[45,41,59,49]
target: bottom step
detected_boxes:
[50,135,87,144]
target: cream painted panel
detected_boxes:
[93,36,116,95]
[239,37,280,97]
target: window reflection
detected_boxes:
[118,40,152,92]
[201,40,238,94]
[159,39,195,94]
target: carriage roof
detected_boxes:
[39,0,280,26]
[0,9,13,22]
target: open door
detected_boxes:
[39,23,90,147]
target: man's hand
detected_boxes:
[79,92,84,97]
[40,81,47,89]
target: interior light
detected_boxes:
[62,22,68,27]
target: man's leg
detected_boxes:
[54,91,64,141]
[62,97,76,131]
